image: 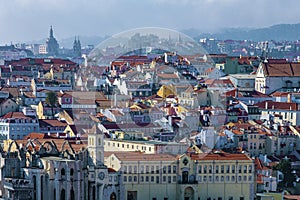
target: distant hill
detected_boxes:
[182,23,300,41]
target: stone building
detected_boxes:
[0,125,119,200]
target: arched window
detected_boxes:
[61,168,65,176]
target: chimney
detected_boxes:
[287,94,291,103]
[168,115,172,127]
[265,101,268,109]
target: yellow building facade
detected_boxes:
[105,151,255,200]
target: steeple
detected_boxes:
[50,25,54,38]
[46,25,59,56]
[73,36,82,57]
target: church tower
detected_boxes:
[46,26,59,56]
[87,125,104,166]
[73,36,82,57]
[87,125,108,200]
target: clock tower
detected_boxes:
[87,125,108,200]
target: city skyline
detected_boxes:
[1,0,300,45]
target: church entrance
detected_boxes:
[110,192,116,200]
[184,187,194,200]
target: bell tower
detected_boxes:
[87,125,104,166]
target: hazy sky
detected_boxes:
[0,0,299,45]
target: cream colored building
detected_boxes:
[105,151,255,200]
[104,138,189,155]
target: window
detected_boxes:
[215,176,219,182]
[215,165,219,173]
[141,176,144,182]
[151,176,154,182]
[198,165,202,173]
[141,166,144,174]
[238,176,242,181]
[134,166,137,173]
[226,176,229,181]
[238,165,242,173]
[204,165,207,173]
[232,165,235,173]
[134,176,137,182]
[168,166,171,173]
[156,176,159,183]
[168,176,171,183]
[248,165,252,173]
[248,175,252,181]
[243,176,247,181]
[163,166,166,173]
[203,176,207,182]
[231,176,235,182]
[124,176,127,182]
[198,176,202,182]
[146,166,149,174]
[208,165,212,173]
[129,166,132,173]
[209,176,212,182]
[151,166,154,173]
[163,176,166,182]
[146,176,149,182]
[128,176,132,182]
[265,182,269,187]
[221,165,224,173]
[173,166,176,173]
[226,165,230,173]
[61,168,65,176]
[156,166,159,174]
[221,176,224,182]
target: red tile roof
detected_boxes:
[109,152,177,161]
[191,152,251,161]
[262,61,300,77]
[255,100,298,110]
[1,112,34,119]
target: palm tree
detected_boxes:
[45,91,58,119]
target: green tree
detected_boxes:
[45,91,58,119]
[274,159,295,187]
